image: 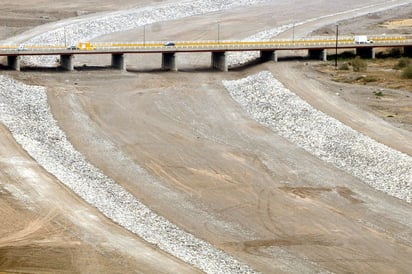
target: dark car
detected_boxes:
[164,41,175,47]
[67,45,79,50]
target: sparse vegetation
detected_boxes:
[339,62,350,70]
[374,90,384,97]
[362,76,378,83]
[394,57,410,69]
[352,56,367,72]
[402,64,412,79]
[317,55,412,91]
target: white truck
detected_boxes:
[354,35,373,44]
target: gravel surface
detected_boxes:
[0,75,258,273]
[223,71,412,203]
[17,0,270,66]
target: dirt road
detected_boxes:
[1,0,412,273]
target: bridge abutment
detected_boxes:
[308,49,327,61]
[60,54,74,71]
[356,47,375,59]
[260,50,278,62]
[111,53,126,70]
[162,52,177,71]
[212,52,228,71]
[7,56,20,71]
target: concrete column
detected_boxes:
[356,47,375,59]
[111,53,126,70]
[260,50,278,62]
[211,51,228,71]
[60,54,74,71]
[308,49,327,61]
[162,52,177,71]
[404,46,412,57]
[7,56,20,71]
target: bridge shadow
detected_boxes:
[19,66,66,72]
[230,56,306,72]
[74,65,117,71]
[1,56,311,73]
[126,66,216,73]
[126,68,175,73]
[11,65,124,73]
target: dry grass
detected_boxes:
[380,18,412,29]
[318,57,412,92]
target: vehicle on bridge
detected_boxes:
[164,41,175,47]
[355,35,373,44]
[78,42,96,50]
[67,45,79,50]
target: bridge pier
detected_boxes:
[260,50,278,62]
[356,47,375,59]
[212,51,228,71]
[162,52,177,71]
[60,54,74,71]
[111,53,126,70]
[7,56,20,71]
[308,49,327,61]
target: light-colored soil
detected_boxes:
[313,59,412,131]
[382,18,412,29]
[2,0,412,273]
[0,0,165,40]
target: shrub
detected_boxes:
[338,63,350,70]
[402,64,412,79]
[352,56,367,72]
[374,90,384,97]
[394,57,410,69]
[362,76,378,83]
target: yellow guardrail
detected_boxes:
[1,36,412,52]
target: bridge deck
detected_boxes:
[1,36,411,56]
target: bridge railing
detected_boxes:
[2,36,412,53]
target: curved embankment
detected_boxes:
[0,75,257,273]
[223,71,412,203]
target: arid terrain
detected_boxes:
[1,0,412,273]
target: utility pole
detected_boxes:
[218,23,220,44]
[64,27,67,47]
[143,25,146,46]
[335,24,339,69]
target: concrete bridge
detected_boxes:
[1,36,412,71]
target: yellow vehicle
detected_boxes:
[78,42,96,50]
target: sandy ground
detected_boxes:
[1,0,412,273]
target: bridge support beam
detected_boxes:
[162,52,177,71]
[7,56,20,71]
[60,54,74,71]
[212,52,228,71]
[260,50,278,62]
[308,49,327,61]
[404,46,412,57]
[111,53,126,70]
[356,47,375,59]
